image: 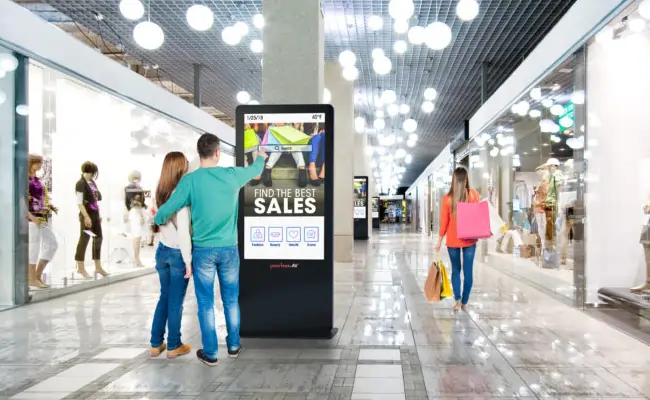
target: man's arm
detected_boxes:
[232,153,267,187]
[153,176,191,225]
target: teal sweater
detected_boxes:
[154,156,265,248]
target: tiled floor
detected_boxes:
[1,228,649,399]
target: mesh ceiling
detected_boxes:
[28,0,577,186]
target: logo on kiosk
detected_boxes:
[269,262,300,270]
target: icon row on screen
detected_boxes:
[251,226,319,243]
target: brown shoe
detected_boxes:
[167,343,191,359]
[150,342,166,357]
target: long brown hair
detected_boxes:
[447,167,470,219]
[155,152,188,209]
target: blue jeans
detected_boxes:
[447,244,476,305]
[192,245,240,359]
[150,243,190,350]
[309,133,325,163]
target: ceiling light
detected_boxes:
[528,109,541,118]
[424,22,452,50]
[571,90,585,105]
[388,0,415,21]
[559,116,574,128]
[342,66,359,81]
[640,0,650,20]
[376,109,385,118]
[399,104,410,114]
[550,104,564,116]
[542,99,553,108]
[374,96,384,108]
[403,118,417,133]
[456,0,479,21]
[423,87,437,101]
[381,90,397,104]
[596,26,613,43]
[186,4,214,31]
[407,140,415,148]
[355,117,365,133]
[374,118,386,130]
[421,101,434,113]
[248,99,260,105]
[387,103,400,117]
[394,40,408,54]
[253,14,265,29]
[396,148,407,158]
[323,88,331,103]
[552,83,561,91]
[369,15,383,31]
[339,50,357,67]
[236,91,251,104]
[373,56,392,75]
[629,18,646,32]
[372,48,385,59]
[408,26,426,45]
[250,39,263,53]
[530,87,542,100]
[394,20,409,34]
[119,0,144,21]
[408,133,418,142]
[234,21,249,36]
[490,147,499,157]
[405,154,413,163]
[133,21,165,50]
[0,54,19,72]
[222,26,241,45]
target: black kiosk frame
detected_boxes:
[353,176,369,240]
[236,104,335,338]
[371,196,380,229]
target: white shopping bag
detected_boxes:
[484,198,507,234]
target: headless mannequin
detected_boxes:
[632,202,650,293]
[125,171,146,268]
[533,168,549,250]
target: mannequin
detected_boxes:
[632,201,650,293]
[544,158,564,248]
[533,166,549,250]
[27,154,59,289]
[124,170,146,268]
[74,161,109,279]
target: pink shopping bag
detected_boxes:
[456,200,492,240]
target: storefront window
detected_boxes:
[25,61,234,299]
[469,47,587,304]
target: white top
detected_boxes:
[158,206,192,266]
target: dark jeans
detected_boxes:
[447,244,476,305]
[192,245,240,359]
[75,211,102,261]
[150,243,190,350]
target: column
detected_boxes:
[262,0,324,103]
[325,62,354,262]
[353,130,374,238]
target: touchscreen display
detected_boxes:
[353,177,368,219]
[242,112,326,260]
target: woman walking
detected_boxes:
[434,167,479,312]
[150,152,193,359]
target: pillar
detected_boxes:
[262,0,324,103]
[353,130,374,238]
[325,62,354,262]
[193,63,202,107]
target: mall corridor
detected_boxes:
[0,229,647,400]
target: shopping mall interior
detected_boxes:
[2,0,650,398]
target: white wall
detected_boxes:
[469,0,630,139]
[585,32,650,303]
[0,0,235,145]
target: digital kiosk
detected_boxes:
[371,196,380,229]
[353,176,369,240]
[236,104,335,338]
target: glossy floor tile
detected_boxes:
[0,227,649,399]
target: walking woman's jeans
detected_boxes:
[150,243,190,351]
[192,246,240,359]
[447,244,476,305]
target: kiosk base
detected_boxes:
[242,327,339,339]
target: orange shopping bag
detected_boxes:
[424,261,442,302]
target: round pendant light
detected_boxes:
[421,101,435,113]
[250,39,263,53]
[372,48,385,59]
[373,56,392,75]
[234,22,249,36]
[236,91,251,104]
[248,99,260,105]
[394,20,409,34]
[424,22,452,50]
[253,14,265,29]
[338,50,357,67]
[222,26,241,45]
[393,40,408,54]
[374,118,386,130]
[399,104,410,115]
[456,0,479,22]
[530,87,542,100]
[403,118,417,133]
[119,0,144,21]
[408,26,425,44]
[368,15,383,31]
[387,103,400,117]
[423,87,437,101]
[381,90,397,104]
[342,66,359,81]
[186,4,214,31]
[133,21,165,50]
[388,0,415,21]
[0,53,19,72]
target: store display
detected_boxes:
[124,170,147,268]
[353,176,369,239]
[632,202,650,293]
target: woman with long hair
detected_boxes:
[434,167,479,311]
[150,151,193,359]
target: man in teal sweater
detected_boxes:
[154,133,266,366]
